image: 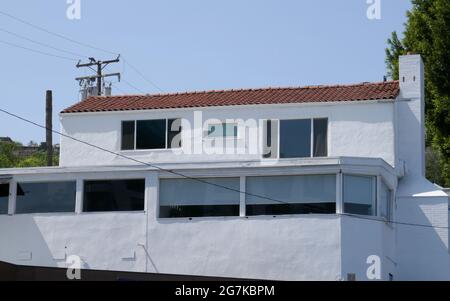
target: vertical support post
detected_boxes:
[336,172,343,214]
[75,178,83,214]
[240,176,246,217]
[46,90,53,166]
[8,180,16,215]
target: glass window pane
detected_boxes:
[380,180,391,219]
[313,118,328,157]
[16,182,76,214]
[121,121,135,150]
[343,175,376,216]
[136,120,166,149]
[0,183,9,215]
[280,119,311,158]
[168,119,182,149]
[159,177,240,218]
[83,179,145,212]
[224,123,238,137]
[262,120,279,159]
[246,175,336,215]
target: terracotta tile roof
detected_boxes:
[61,81,399,114]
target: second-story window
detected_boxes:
[121,119,182,150]
[263,118,328,159]
[207,122,238,138]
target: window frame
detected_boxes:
[120,118,182,151]
[14,180,78,215]
[262,117,329,160]
[342,173,378,217]
[205,121,240,140]
[158,176,241,219]
[82,178,146,213]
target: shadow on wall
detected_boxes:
[396,195,450,280]
[0,215,56,268]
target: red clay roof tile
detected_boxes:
[61,81,399,114]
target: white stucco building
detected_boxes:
[0,54,448,280]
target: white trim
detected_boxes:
[8,181,15,215]
[239,176,246,217]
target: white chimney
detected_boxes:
[396,54,425,177]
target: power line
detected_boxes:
[0,107,449,230]
[0,10,164,93]
[0,107,330,214]
[122,78,146,94]
[123,57,164,93]
[0,9,117,56]
[0,27,88,59]
[0,39,77,61]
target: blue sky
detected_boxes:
[0,0,411,144]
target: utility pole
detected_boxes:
[75,55,121,96]
[45,90,53,167]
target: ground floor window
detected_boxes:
[0,183,9,215]
[83,179,145,212]
[343,175,377,216]
[245,175,336,215]
[16,182,76,214]
[159,177,240,218]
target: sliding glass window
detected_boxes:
[343,175,377,216]
[83,179,145,212]
[159,177,240,218]
[16,182,76,214]
[246,175,336,215]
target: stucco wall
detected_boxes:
[340,216,396,281]
[59,101,395,168]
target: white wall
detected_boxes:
[340,216,396,281]
[59,101,396,168]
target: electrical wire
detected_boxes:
[0,39,77,61]
[0,27,88,59]
[0,9,118,56]
[0,107,449,230]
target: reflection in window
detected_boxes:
[313,118,328,157]
[207,123,238,138]
[246,175,336,215]
[280,119,311,158]
[83,179,145,212]
[136,119,166,150]
[0,183,9,215]
[16,182,76,214]
[159,177,240,218]
[343,175,377,216]
[121,121,135,150]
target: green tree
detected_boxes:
[385,0,450,186]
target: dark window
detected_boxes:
[16,182,76,214]
[246,175,336,216]
[121,121,135,150]
[159,178,240,218]
[0,183,9,215]
[280,119,311,158]
[136,119,166,150]
[343,175,376,216]
[313,118,328,157]
[83,179,145,212]
[262,120,279,159]
[168,119,182,149]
